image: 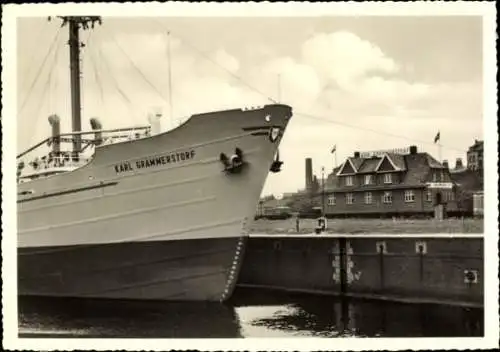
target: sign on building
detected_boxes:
[426,182,454,189]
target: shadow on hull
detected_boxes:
[18,236,246,302]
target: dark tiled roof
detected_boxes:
[450,167,467,174]
[332,150,449,190]
[425,154,446,168]
[402,153,431,185]
[325,166,341,190]
[349,157,364,171]
[386,153,406,170]
[357,158,380,173]
[468,140,484,152]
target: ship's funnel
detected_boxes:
[90,117,103,146]
[148,110,162,136]
[48,114,61,154]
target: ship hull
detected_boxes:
[17,104,292,301]
[18,236,246,301]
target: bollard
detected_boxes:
[339,238,347,295]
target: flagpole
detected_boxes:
[278,74,282,102]
[439,142,442,163]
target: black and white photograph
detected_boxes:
[2,2,498,351]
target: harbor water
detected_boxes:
[18,287,483,338]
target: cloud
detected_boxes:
[301,31,399,89]
[17,24,482,196]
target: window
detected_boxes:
[426,190,432,202]
[364,175,372,185]
[382,191,392,204]
[346,193,354,205]
[364,192,373,204]
[328,194,336,205]
[404,190,415,202]
[446,191,455,202]
[345,176,354,186]
[384,173,392,184]
[432,172,438,182]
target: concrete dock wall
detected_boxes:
[238,235,483,307]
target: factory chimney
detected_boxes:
[305,158,313,192]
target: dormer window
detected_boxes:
[345,176,354,186]
[384,173,392,184]
[364,175,372,185]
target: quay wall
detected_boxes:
[238,235,483,307]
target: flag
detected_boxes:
[331,144,337,154]
[434,131,440,144]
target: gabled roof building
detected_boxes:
[321,145,461,217]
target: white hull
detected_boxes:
[17,104,292,301]
[18,105,291,247]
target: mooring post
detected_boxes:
[378,243,385,290]
[418,244,425,284]
[339,237,347,295]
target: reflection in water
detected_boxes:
[18,296,242,338]
[229,288,483,338]
[19,287,483,338]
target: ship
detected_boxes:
[16,16,292,302]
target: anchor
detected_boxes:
[270,149,283,173]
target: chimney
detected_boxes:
[48,114,61,155]
[455,158,463,169]
[409,145,418,154]
[305,158,313,192]
[90,117,103,146]
[442,159,449,169]
[353,151,360,158]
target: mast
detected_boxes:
[51,16,102,160]
[167,31,174,128]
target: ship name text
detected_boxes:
[114,150,196,173]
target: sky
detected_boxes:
[16,16,484,197]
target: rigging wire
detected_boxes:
[24,20,466,157]
[98,45,139,123]
[151,22,465,154]
[47,30,63,114]
[20,19,52,91]
[152,19,277,104]
[152,22,464,154]
[19,26,63,114]
[26,35,62,148]
[295,111,467,153]
[104,26,169,106]
[88,42,106,115]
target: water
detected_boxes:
[18,287,483,338]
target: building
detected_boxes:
[448,140,484,216]
[256,194,294,219]
[467,139,483,172]
[321,145,460,217]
